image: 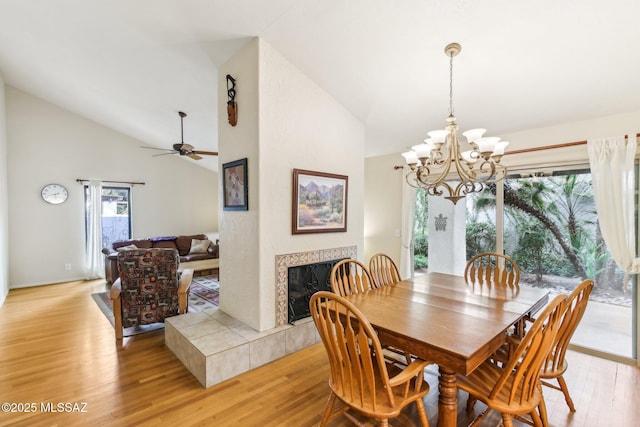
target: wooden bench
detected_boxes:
[179,259,219,278]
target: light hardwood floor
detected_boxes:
[0,279,637,427]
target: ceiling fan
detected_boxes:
[141,111,218,160]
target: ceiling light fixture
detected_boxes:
[402,43,508,204]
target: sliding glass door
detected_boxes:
[414,168,637,361]
[500,171,634,359]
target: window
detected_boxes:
[84,186,131,250]
[99,187,131,249]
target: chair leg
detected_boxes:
[502,414,514,427]
[415,399,430,427]
[556,375,576,412]
[112,297,123,340]
[466,395,478,412]
[537,385,549,427]
[319,393,337,427]
[530,410,544,427]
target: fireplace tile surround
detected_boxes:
[275,245,357,326]
[166,245,357,388]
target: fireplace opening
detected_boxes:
[287,258,346,324]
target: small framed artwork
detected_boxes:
[223,158,248,211]
[292,169,348,234]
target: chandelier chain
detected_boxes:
[449,50,454,117]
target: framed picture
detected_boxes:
[292,169,348,234]
[223,158,248,211]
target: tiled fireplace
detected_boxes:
[275,245,357,326]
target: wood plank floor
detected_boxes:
[0,279,637,427]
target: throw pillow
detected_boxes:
[189,239,211,255]
[116,244,138,252]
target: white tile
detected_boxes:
[191,328,248,356]
[178,319,228,340]
[249,331,286,369]
[285,320,317,354]
[205,345,251,387]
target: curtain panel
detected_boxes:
[587,134,640,289]
[85,181,104,279]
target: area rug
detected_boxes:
[92,275,220,336]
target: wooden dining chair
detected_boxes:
[330,258,378,296]
[369,253,401,287]
[464,252,520,288]
[331,258,412,365]
[309,291,431,427]
[457,294,568,427]
[539,279,593,413]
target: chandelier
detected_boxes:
[402,42,508,204]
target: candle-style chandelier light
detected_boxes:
[402,42,508,204]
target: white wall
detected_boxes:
[219,38,365,331]
[364,154,403,265]
[363,110,640,268]
[6,87,218,288]
[0,77,8,306]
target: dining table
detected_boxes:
[341,271,550,427]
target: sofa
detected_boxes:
[102,233,219,284]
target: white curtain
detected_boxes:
[587,134,639,290]
[399,168,416,279]
[85,180,104,279]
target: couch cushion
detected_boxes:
[113,239,152,250]
[116,244,138,252]
[189,239,211,254]
[153,240,178,250]
[181,253,214,262]
[207,241,219,258]
[176,234,207,256]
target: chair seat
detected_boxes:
[540,358,568,379]
[331,362,430,419]
[457,360,542,416]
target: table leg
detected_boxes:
[437,365,457,427]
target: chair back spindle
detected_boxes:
[369,253,401,287]
[331,259,377,296]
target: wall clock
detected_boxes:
[41,183,69,205]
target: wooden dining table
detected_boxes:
[341,271,549,427]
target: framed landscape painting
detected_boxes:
[223,158,248,211]
[292,169,348,234]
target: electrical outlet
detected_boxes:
[65,264,71,271]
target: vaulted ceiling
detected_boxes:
[1,0,639,171]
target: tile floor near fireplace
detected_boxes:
[165,306,319,388]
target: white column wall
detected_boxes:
[218,38,364,331]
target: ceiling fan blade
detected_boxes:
[192,150,219,156]
[187,153,203,160]
[153,151,178,157]
[141,146,174,151]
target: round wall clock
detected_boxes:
[41,183,69,205]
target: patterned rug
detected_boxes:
[188,275,220,311]
[92,275,220,336]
